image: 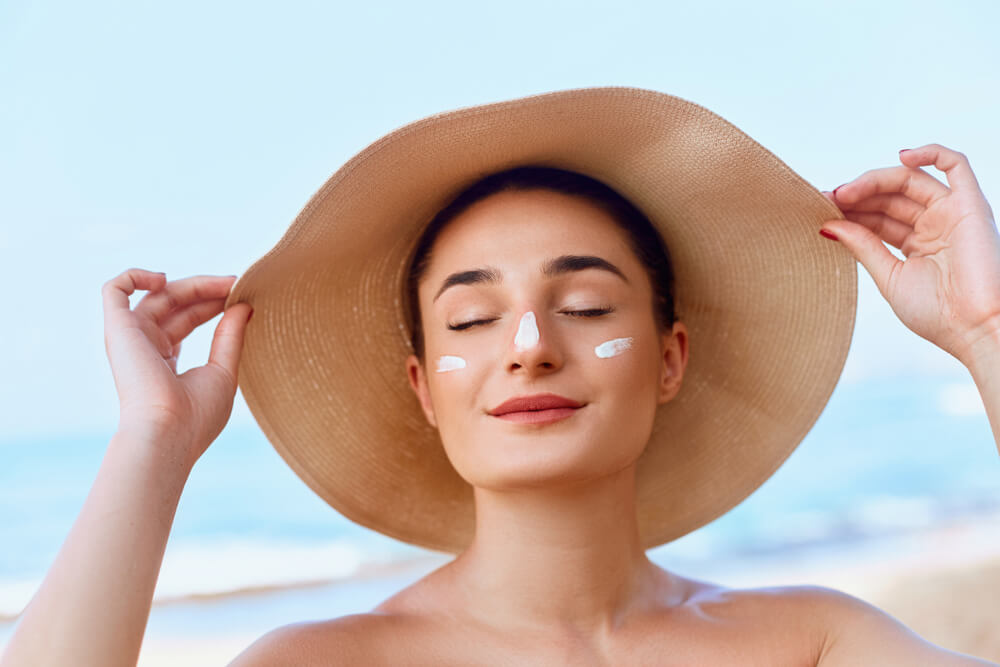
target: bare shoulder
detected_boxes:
[661,580,994,666]
[668,579,837,664]
[226,577,997,666]
[673,578,848,630]
[226,611,420,666]
[228,564,451,666]
[782,585,996,666]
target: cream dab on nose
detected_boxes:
[514,311,539,350]
[435,355,467,373]
[594,337,633,359]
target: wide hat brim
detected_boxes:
[225,86,857,554]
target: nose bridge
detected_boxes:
[506,309,561,372]
[514,311,540,351]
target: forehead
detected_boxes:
[422,189,639,280]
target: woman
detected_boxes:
[3,88,998,666]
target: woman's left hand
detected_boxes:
[821,143,1000,368]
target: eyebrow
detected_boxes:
[432,254,629,303]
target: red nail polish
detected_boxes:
[248,308,255,322]
[819,229,839,242]
[899,148,910,153]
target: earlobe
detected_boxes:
[405,354,438,428]
[658,322,689,405]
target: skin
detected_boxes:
[405,187,687,495]
[2,143,998,666]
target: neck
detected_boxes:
[447,464,673,634]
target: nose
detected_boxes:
[504,310,564,375]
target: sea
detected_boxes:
[1,375,999,622]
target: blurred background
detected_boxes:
[2,0,999,663]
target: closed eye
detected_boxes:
[562,307,614,317]
[447,317,499,331]
[447,307,614,331]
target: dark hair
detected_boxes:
[405,166,677,361]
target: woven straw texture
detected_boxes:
[225,86,857,553]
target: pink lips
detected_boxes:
[488,393,585,425]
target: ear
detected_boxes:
[406,354,438,428]
[657,321,689,405]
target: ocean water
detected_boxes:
[1,375,998,619]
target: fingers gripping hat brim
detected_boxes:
[225,86,857,554]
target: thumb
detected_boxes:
[207,303,254,384]
[820,220,901,301]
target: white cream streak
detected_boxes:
[594,337,634,359]
[513,311,539,350]
[435,355,467,373]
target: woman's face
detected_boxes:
[406,188,688,491]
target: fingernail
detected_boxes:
[819,229,839,242]
[899,148,910,154]
[832,184,845,195]
[247,308,254,322]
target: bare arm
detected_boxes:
[813,588,996,666]
[815,145,1000,664]
[822,144,1000,455]
[0,427,191,666]
[964,331,1000,452]
[1,269,252,667]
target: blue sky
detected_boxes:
[1,0,998,438]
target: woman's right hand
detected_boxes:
[102,268,253,469]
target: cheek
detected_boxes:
[594,336,634,359]
[425,356,489,482]
[427,344,492,430]
[434,355,467,373]
[430,330,502,377]
[587,339,662,469]
[589,334,661,416]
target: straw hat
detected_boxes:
[224,86,857,554]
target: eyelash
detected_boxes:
[447,307,615,331]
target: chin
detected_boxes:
[450,433,642,491]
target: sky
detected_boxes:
[1,0,998,439]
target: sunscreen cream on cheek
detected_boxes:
[594,337,633,359]
[436,355,467,373]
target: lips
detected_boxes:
[488,393,584,416]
